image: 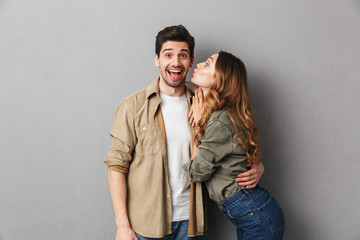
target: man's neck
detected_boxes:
[159,79,186,97]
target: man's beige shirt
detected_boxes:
[104,78,205,238]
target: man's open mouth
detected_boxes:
[167,69,183,79]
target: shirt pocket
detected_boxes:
[135,124,160,156]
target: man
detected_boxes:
[104,25,264,240]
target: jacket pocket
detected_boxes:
[135,124,160,156]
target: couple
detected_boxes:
[104,25,285,240]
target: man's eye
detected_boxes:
[205,62,209,67]
[165,54,171,58]
[180,54,187,58]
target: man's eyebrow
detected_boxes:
[162,48,174,53]
[209,56,214,62]
[180,49,190,53]
[161,48,190,54]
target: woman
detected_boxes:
[183,51,285,240]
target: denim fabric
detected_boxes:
[219,185,285,240]
[135,220,201,240]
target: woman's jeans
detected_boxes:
[219,185,285,240]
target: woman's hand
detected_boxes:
[188,105,195,127]
[189,88,205,127]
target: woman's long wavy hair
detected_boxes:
[195,51,261,164]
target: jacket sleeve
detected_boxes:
[183,120,233,182]
[104,100,137,173]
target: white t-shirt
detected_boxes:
[160,93,191,222]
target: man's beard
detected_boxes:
[160,71,186,88]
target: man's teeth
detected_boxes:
[168,70,182,73]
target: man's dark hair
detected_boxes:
[155,25,195,57]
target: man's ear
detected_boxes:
[190,55,194,67]
[154,54,160,67]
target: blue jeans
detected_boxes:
[135,220,201,240]
[219,185,285,240]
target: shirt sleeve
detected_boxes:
[183,120,233,182]
[103,100,137,173]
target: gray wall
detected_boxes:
[1,0,359,239]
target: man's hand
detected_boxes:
[115,226,138,240]
[235,161,264,189]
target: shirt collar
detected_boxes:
[146,77,160,99]
[184,85,193,105]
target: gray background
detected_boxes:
[1,0,359,239]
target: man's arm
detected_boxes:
[108,170,138,240]
[235,161,264,189]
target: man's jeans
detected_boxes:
[135,220,201,240]
[219,185,285,240]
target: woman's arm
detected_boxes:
[183,119,233,182]
[191,142,199,159]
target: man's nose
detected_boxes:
[172,56,181,66]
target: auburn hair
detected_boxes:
[195,51,261,164]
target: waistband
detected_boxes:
[219,185,267,209]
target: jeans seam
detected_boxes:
[257,197,284,234]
